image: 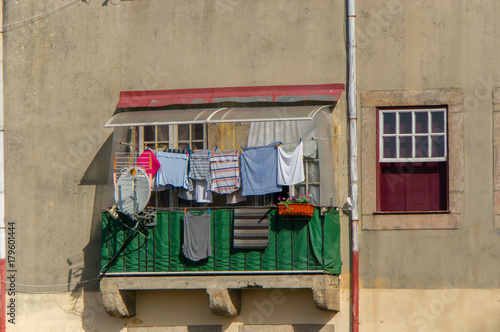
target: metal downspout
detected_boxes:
[347,0,359,331]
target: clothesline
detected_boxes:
[118,136,330,152]
[113,140,310,205]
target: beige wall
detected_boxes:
[4,0,500,331]
[357,0,500,286]
[3,0,345,286]
[2,0,348,331]
[356,1,500,330]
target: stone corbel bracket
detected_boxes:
[100,274,340,317]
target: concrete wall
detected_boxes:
[357,1,500,331]
[4,0,500,331]
[2,1,348,331]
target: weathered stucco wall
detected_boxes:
[4,0,500,331]
[357,0,500,288]
[2,0,348,331]
[357,1,500,330]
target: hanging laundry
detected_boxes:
[226,188,247,204]
[155,151,189,189]
[136,149,161,177]
[182,211,212,261]
[180,180,213,203]
[178,186,195,201]
[152,179,166,192]
[277,141,305,185]
[194,180,213,203]
[210,151,240,194]
[240,143,282,196]
[188,151,211,189]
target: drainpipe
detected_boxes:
[347,0,359,331]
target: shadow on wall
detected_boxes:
[79,134,113,290]
[68,133,124,331]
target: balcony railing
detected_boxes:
[100,208,341,275]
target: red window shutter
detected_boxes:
[380,163,407,211]
[379,162,447,212]
[406,163,431,211]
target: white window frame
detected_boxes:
[379,108,447,163]
[291,157,320,205]
[139,124,207,152]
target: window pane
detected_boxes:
[383,113,396,134]
[431,111,445,133]
[157,126,169,141]
[308,185,320,205]
[383,137,396,158]
[157,142,169,151]
[193,124,204,140]
[296,185,306,196]
[415,112,428,133]
[307,160,320,183]
[399,112,412,134]
[399,136,412,158]
[431,135,446,157]
[144,126,154,142]
[193,142,204,150]
[178,124,190,141]
[415,136,429,158]
[179,142,190,151]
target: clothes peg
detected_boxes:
[208,208,210,214]
[184,208,187,213]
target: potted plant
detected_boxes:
[278,192,315,217]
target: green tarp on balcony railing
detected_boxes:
[101,208,341,274]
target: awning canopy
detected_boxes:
[115,84,344,108]
[105,84,344,127]
[104,105,331,127]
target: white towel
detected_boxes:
[277,142,305,186]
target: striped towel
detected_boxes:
[233,208,269,249]
[210,152,240,194]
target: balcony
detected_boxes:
[100,208,341,317]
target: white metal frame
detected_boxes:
[379,108,447,162]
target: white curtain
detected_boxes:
[247,120,318,158]
[246,109,337,206]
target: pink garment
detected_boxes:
[137,150,161,177]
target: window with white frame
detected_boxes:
[378,108,448,212]
[142,124,206,151]
[293,157,320,205]
[379,109,447,162]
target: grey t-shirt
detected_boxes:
[182,211,212,261]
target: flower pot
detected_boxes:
[279,203,315,218]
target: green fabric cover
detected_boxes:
[101,208,341,274]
